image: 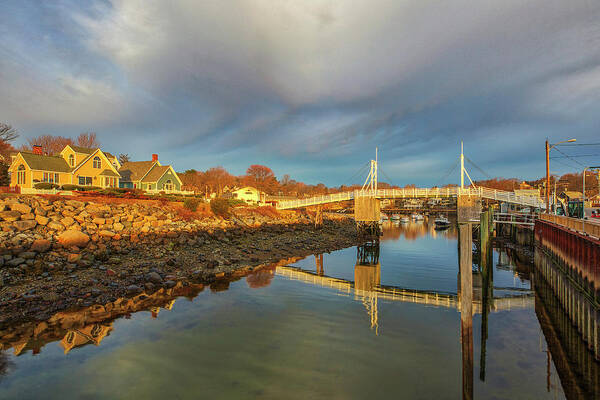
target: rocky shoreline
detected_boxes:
[0,195,359,327]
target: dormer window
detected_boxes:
[68,154,75,167]
[93,156,101,169]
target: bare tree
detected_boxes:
[0,123,18,143]
[76,132,100,148]
[118,153,131,164]
[27,135,73,155]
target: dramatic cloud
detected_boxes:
[2,0,600,185]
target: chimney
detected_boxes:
[32,145,43,155]
[152,154,158,162]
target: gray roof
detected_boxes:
[19,152,72,172]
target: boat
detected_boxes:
[412,213,424,221]
[381,214,389,221]
[390,214,401,221]
[434,215,451,229]
[400,216,410,223]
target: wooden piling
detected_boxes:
[459,223,473,400]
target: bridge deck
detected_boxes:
[276,187,545,210]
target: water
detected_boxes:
[0,220,591,399]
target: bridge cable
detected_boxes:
[465,157,493,180]
[434,159,460,188]
[378,166,400,188]
[339,162,370,189]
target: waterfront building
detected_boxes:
[8,144,121,189]
[118,154,183,193]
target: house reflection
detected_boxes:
[380,218,458,242]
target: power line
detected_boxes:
[550,154,600,159]
[553,147,586,168]
[557,143,600,146]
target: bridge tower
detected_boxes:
[458,142,482,223]
[355,149,381,240]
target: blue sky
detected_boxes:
[2,0,600,186]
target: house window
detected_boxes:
[68,154,75,167]
[17,165,26,185]
[163,179,173,191]
[93,156,101,169]
[43,172,49,182]
[55,173,59,184]
[78,176,92,186]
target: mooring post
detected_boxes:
[459,222,473,400]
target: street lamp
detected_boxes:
[546,138,576,213]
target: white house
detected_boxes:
[231,186,263,204]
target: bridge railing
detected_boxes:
[276,186,546,210]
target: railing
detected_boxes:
[493,212,537,226]
[540,213,600,239]
[145,189,196,195]
[276,187,546,210]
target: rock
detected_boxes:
[30,239,51,253]
[65,200,85,208]
[98,230,115,238]
[21,213,35,220]
[10,203,32,214]
[19,251,37,259]
[92,217,106,225]
[14,220,38,231]
[164,280,176,288]
[57,230,90,248]
[6,257,25,267]
[0,210,22,222]
[47,221,65,231]
[113,222,124,232]
[146,272,163,284]
[35,215,49,225]
[126,284,142,294]
[60,217,75,227]
[67,253,82,263]
[144,282,155,291]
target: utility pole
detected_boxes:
[545,140,550,213]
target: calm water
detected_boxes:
[0,219,587,399]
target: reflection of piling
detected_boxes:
[479,211,494,382]
[315,254,324,276]
[357,242,380,265]
[459,223,474,400]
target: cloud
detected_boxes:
[1,0,600,184]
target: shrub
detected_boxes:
[60,184,80,191]
[60,184,102,192]
[183,197,200,212]
[210,198,230,218]
[34,182,59,190]
[228,199,247,207]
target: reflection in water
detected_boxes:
[381,218,458,242]
[459,223,473,400]
[533,249,600,399]
[1,221,598,399]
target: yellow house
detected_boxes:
[9,144,121,189]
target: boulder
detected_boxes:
[60,217,75,227]
[92,217,106,225]
[146,272,163,284]
[13,220,37,231]
[10,203,32,214]
[47,221,65,231]
[57,230,90,248]
[113,222,124,232]
[98,230,115,238]
[30,239,52,253]
[0,210,22,222]
[35,215,49,226]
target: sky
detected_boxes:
[1,0,600,187]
